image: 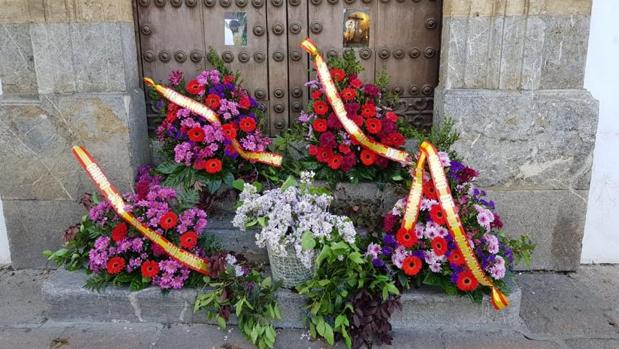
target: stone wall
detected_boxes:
[0,0,148,268]
[436,0,598,270]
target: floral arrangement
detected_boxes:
[365,151,534,299]
[45,166,214,291]
[151,50,272,195]
[232,171,357,269]
[291,50,414,183]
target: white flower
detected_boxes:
[438,151,451,167]
[225,254,237,266]
[391,198,407,216]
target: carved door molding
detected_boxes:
[135,0,441,134]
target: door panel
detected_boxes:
[286,0,309,122]
[266,0,289,135]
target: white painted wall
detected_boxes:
[0,198,11,265]
[581,0,619,263]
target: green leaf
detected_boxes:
[257,216,267,228]
[156,161,181,175]
[280,175,297,191]
[235,298,244,317]
[216,315,227,329]
[341,327,352,349]
[232,178,246,191]
[301,231,316,250]
[334,314,348,329]
[316,318,326,337]
[323,323,334,345]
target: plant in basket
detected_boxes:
[45,166,216,291]
[150,49,273,205]
[232,171,357,288]
[285,50,415,184]
[365,145,535,300]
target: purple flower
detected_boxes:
[372,258,385,268]
[363,84,380,97]
[168,70,183,86]
[365,243,382,259]
[383,234,397,247]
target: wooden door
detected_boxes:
[135,0,441,134]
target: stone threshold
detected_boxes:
[43,269,523,331]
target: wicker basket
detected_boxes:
[267,245,314,288]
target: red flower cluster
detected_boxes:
[303,71,407,173]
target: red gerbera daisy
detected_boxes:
[238,95,251,109]
[431,236,448,256]
[223,75,235,83]
[188,127,205,142]
[402,256,422,276]
[430,204,447,225]
[140,260,159,278]
[330,68,346,82]
[205,94,221,110]
[360,103,376,118]
[186,79,203,95]
[308,144,319,156]
[328,154,344,170]
[205,158,223,174]
[385,111,398,122]
[106,256,125,275]
[222,123,237,140]
[313,100,330,115]
[159,211,178,230]
[448,249,465,266]
[165,109,177,124]
[338,144,351,154]
[316,147,333,163]
[396,227,418,248]
[311,90,322,100]
[423,181,438,199]
[349,78,363,89]
[456,270,479,292]
[340,88,357,101]
[365,118,382,134]
[111,222,128,242]
[360,149,377,166]
[180,231,199,249]
[239,117,256,133]
[382,132,406,148]
[312,118,328,133]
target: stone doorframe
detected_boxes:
[0,0,597,270]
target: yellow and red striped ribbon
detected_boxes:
[71,146,210,275]
[302,38,508,310]
[143,77,283,167]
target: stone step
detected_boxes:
[43,269,523,332]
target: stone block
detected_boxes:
[0,91,148,201]
[0,23,37,95]
[0,0,134,24]
[31,22,139,94]
[3,199,84,269]
[485,189,588,271]
[436,89,598,191]
[44,269,523,331]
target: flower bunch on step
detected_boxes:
[46,166,215,291]
[366,153,534,300]
[232,171,357,269]
[151,50,271,195]
[293,50,414,183]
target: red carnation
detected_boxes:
[205,158,223,174]
[205,94,221,110]
[223,75,235,83]
[308,144,319,156]
[186,79,203,95]
[366,118,382,134]
[180,231,199,249]
[351,115,364,127]
[396,227,417,248]
[456,270,479,292]
[319,131,337,148]
[311,90,322,100]
[448,249,465,266]
[430,204,447,225]
[340,88,357,101]
[349,78,363,89]
[140,260,159,278]
[341,153,357,172]
[159,211,178,230]
[238,95,251,109]
[360,149,377,166]
[239,117,256,133]
[111,222,128,242]
[338,144,351,154]
[431,236,448,256]
[328,154,344,170]
[360,103,376,118]
[188,127,205,142]
[385,111,398,122]
[106,256,125,275]
[402,256,422,276]
[330,68,346,82]
[383,213,397,233]
[222,123,237,140]
[193,159,207,171]
[316,147,333,163]
[312,118,328,133]
[375,156,389,169]
[313,100,330,115]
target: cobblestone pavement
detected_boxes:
[1,266,618,349]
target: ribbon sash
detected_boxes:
[72,146,210,275]
[144,78,283,167]
[301,38,508,310]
